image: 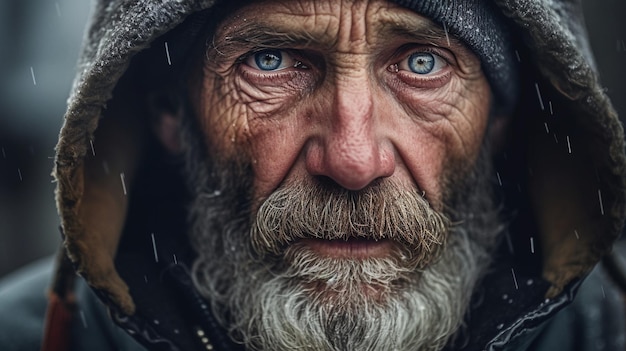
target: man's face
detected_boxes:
[186,0,498,350]
[193,0,491,208]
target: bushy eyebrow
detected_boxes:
[377,16,464,48]
[208,23,318,61]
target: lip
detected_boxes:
[299,238,395,259]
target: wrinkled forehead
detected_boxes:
[213,0,454,48]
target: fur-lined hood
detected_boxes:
[49,0,626,350]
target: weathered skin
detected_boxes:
[191,0,492,215]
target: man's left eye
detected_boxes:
[245,49,297,71]
[398,52,447,75]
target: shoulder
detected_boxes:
[0,257,53,351]
[530,243,626,351]
[0,257,146,351]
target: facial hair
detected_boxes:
[184,120,502,351]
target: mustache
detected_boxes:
[251,179,451,269]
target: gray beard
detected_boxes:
[183,122,503,351]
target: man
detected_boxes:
[1,0,625,350]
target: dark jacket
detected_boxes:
[1,0,626,350]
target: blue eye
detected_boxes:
[408,52,435,74]
[396,51,447,76]
[254,49,283,71]
[245,49,300,71]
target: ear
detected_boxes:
[147,92,184,155]
[487,114,512,154]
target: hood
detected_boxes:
[50,0,626,350]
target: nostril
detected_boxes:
[304,138,396,191]
[313,175,368,191]
[314,175,339,188]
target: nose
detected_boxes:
[305,80,395,190]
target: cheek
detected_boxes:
[388,76,491,203]
[234,71,315,117]
[246,117,306,203]
[197,66,313,200]
[197,78,247,156]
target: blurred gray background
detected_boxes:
[0,0,91,277]
[0,0,624,279]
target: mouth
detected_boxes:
[298,238,395,259]
[283,237,413,302]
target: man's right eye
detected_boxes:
[245,49,297,71]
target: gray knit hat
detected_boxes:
[393,0,519,112]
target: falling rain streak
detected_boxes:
[1,147,5,158]
[566,136,571,154]
[165,42,172,65]
[574,230,580,239]
[90,140,96,156]
[515,50,521,62]
[120,173,127,195]
[80,310,88,328]
[442,22,451,47]
[30,67,37,86]
[530,237,535,254]
[535,83,545,111]
[511,268,519,290]
[151,233,159,263]
[17,169,23,181]
[496,172,502,186]
[598,189,604,215]
[55,3,61,17]
[544,122,549,134]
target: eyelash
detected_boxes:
[394,46,452,68]
[384,46,454,88]
[239,49,307,69]
[236,49,316,88]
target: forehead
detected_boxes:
[213,0,456,49]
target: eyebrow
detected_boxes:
[208,23,318,61]
[377,16,464,48]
